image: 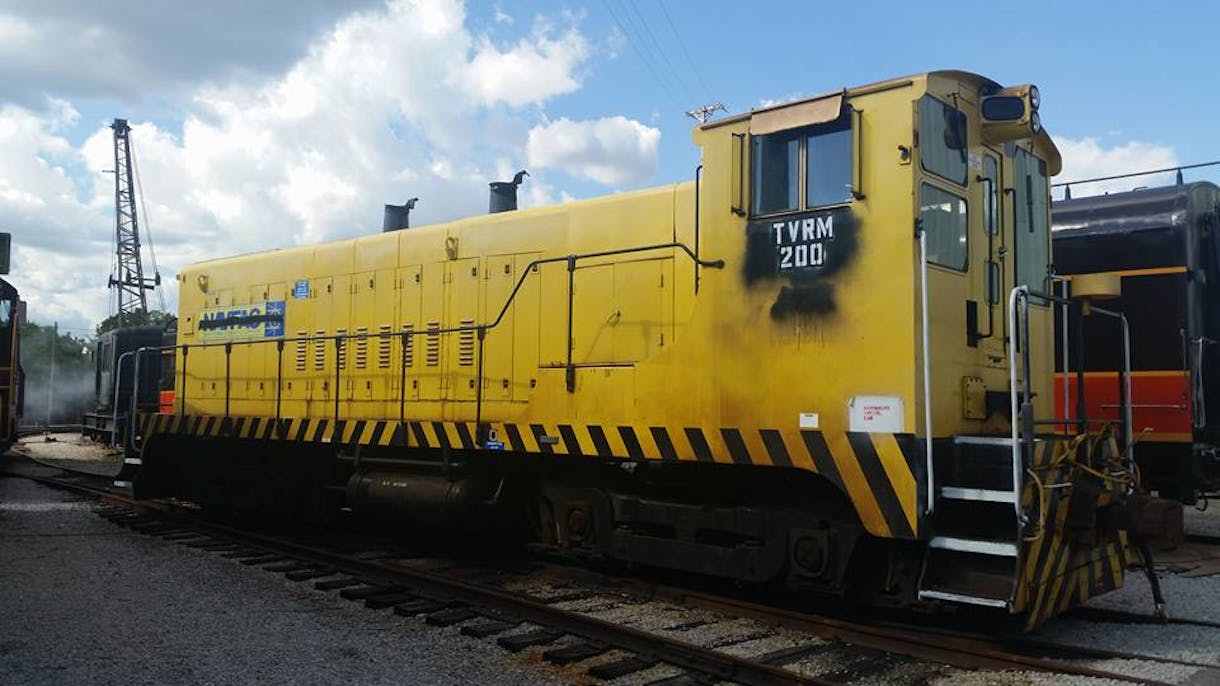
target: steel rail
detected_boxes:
[11,464,1191,685]
[12,470,823,686]
[614,578,1180,684]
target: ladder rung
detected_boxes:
[939,487,1015,503]
[918,589,1009,608]
[929,536,1017,557]
[953,436,1015,446]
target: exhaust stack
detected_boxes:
[489,170,529,214]
[382,197,419,232]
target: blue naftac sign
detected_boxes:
[293,280,310,299]
[198,300,287,341]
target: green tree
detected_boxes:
[94,310,176,338]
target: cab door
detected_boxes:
[916,93,982,432]
[977,149,1006,366]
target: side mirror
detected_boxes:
[0,232,9,275]
[943,107,967,151]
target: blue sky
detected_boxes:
[4,0,1219,332]
[51,1,1220,188]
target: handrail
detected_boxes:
[1058,277,1071,435]
[1007,286,1027,525]
[125,240,724,449]
[1009,286,1135,493]
[918,227,934,516]
[128,346,162,454]
[111,350,136,449]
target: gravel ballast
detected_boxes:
[0,476,562,685]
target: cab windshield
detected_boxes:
[919,95,968,186]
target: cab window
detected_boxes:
[752,131,799,214]
[751,117,852,215]
[920,95,968,186]
[1012,145,1050,290]
[920,183,968,271]
[983,155,999,236]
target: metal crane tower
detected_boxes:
[108,118,158,327]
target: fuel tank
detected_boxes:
[345,471,499,524]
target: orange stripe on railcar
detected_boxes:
[1055,370,1190,439]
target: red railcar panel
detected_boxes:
[1055,371,1191,440]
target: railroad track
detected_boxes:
[7,460,1218,685]
[1063,606,1220,630]
[1185,531,1220,547]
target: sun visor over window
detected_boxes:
[749,93,844,136]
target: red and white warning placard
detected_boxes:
[848,395,904,433]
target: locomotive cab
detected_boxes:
[693,71,1171,624]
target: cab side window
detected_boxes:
[752,132,799,215]
[920,183,968,271]
[751,116,853,216]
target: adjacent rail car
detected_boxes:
[1052,181,1220,502]
[131,71,1178,628]
[0,277,22,451]
[82,325,166,444]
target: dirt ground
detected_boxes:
[14,432,122,469]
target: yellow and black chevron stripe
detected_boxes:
[139,412,922,539]
[1016,435,1128,627]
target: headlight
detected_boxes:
[1029,85,1041,110]
[1030,111,1042,134]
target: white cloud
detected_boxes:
[1054,137,1178,200]
[0,0,606,332]
[455,26,588,107]
[526,116,660,186]
[0,1,384,105]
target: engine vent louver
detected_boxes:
[377,325,392,369]
[295,331,307,372]
[355,326,368,369]
[425,321,441,366]
[458,319,475,366]
[313,330,326,371]
[401,324,415,368]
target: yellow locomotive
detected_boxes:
[132,71,1177,627]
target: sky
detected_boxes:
[4,0,1219,335]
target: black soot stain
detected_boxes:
[742,210,859,320]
